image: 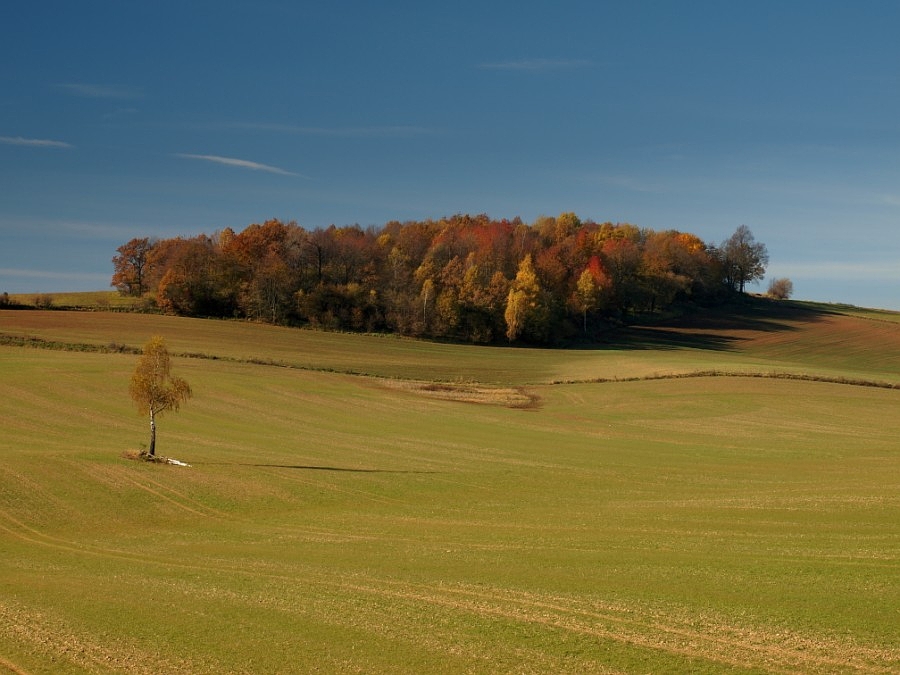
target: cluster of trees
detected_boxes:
[112,215,769,343]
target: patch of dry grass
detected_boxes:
[380,380,540,409]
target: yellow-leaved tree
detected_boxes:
[504,254,550,342]
[129,336,192,458]
[573,268,601,334]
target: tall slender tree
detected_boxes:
[129,336,192,458]
[505,255,550,342]
[573,268,601,333]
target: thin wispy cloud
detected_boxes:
[58,221,140,239]
[56,83,144,99]
[1,216,191,241]
[0,268,109,283]
[221,122,434,138]
[0,135,72,148]
[769,261,900,282]
[477,58,593,72]
[0,217,142,240]
[175,153,303,177]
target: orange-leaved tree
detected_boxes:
[129,336,192,458]
[111,237,154,296]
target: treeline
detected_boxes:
[111,214,767,343]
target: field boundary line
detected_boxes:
[6,330,900,390]
[553,369,900,390]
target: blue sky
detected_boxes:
[2,1,899,309]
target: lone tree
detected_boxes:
[722,225,769,294]
[129,336,192,458]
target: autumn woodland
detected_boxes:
[111,215,768,344]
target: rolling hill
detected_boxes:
[1,299,898,673]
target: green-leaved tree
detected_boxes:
[129,336,192,458]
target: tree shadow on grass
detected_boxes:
[601,328,742,351]
[254,464,441,474]
[593,298,838,352]
[200,462,440,474]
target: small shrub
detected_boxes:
[33,293,54,309]
[767,278,793,300]
[0,292,9,307]
[138,295,159,313]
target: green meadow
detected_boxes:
[1,300,898,673]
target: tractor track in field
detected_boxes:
[0,600,205,675]
[0,655,31,675]
[2,462,897,673]
[324,578,897,675]
[0,509,151,564]
[2,507,895,674]
[102,468,225,519]
[3,459,898,672]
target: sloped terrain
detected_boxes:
[1,301,898,673]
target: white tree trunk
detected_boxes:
[148,408,156,457]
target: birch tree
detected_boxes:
[504,254,550,342]
[129,336,192,458]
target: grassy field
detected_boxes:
[4,291,147,311]
[1,301,898,673]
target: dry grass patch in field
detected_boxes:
[380,379,540,409]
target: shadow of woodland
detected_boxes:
[595,298,837,352]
